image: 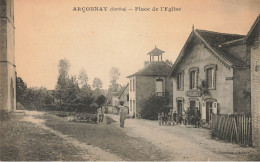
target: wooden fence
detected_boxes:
[211,113,252,146]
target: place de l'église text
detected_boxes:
[73,7,181,12]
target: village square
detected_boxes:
[0,0,260,161]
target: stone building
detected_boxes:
[0,0,16,111]
[244,14,260,148]
[169,28,251,122]
[127,47,173,118]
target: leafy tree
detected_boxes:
[78,68,88,88]
[140,94,171,120]
[109,67,121,92]
[55,58,70,109]
[96,95,106,107]
[16,76,27,103]
[76,84,95,112]
[165,59,173,66]
[92,77,103,89]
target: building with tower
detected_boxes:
[127,47,173,118]
[0,0,16,111]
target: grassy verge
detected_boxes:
[0,111,84,161]
[42,112,170,161]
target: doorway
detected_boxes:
[177,100,183,115]
[10,78,14,109]
[206,101,213,122]
[190,100,196,116]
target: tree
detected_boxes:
[140,94,171,120]
[165,59,173,66]
[96,95,106,107]
[76,84,95,112]
[55,58,70,109]
[16,76,27,103]
[92,77,103,89]
[78,68,88,88]
[109,67,121,92]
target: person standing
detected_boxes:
[97,107,102,123]
[194,107,201,128]
[158,113,162,126]
[173,111,177,123]
[99,107,104,123]
[120,108,126,128]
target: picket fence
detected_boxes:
[211,113,252,146]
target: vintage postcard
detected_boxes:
[0,0,260,161]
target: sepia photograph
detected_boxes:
[0,0,260,161]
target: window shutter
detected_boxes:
[213,102,218,114]
[201,101,206,120]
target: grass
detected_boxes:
[0,111,84,161]
[42,112,171,161]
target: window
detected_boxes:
[204,64,217,90]
[130,79,132,91]
[189,67,199,90]
[190,71,196,89]
[130,100,132,111]
[127,94,129,102]
[133,100,136,112]
[133,79,135,91]
[177,71,184,90]
[206,68,215,89]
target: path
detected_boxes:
[108,114,259,161]
[21,111,122,161]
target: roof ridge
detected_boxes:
[195,29,245,37]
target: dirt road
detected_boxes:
[108,114,260,161]
[2,111,259,161]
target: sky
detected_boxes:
[14,0,260,90]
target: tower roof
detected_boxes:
[147,46,165,56]
[127,61,171,78]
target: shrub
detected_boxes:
[140,94,171,120]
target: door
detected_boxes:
[177,100,183,115]
[155,79,163,96]
[190,101,196,116]
[206,102,213,122]
[10,78,14,109]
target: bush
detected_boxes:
[140,94,171,120]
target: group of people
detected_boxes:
[97,106,127,128]
[158,107,201,128]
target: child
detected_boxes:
[158,113,162,126]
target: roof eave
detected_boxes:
[243,14,260,44]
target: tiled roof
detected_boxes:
[128,61,171,77]
[195,29,246,67]
[147,47,165,56]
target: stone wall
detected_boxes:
[250,22,260,148]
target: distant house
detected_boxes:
[127,47,173,118]
[169,27,251,123]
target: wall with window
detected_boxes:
[128,76,136,117]
[172,37,234,115]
